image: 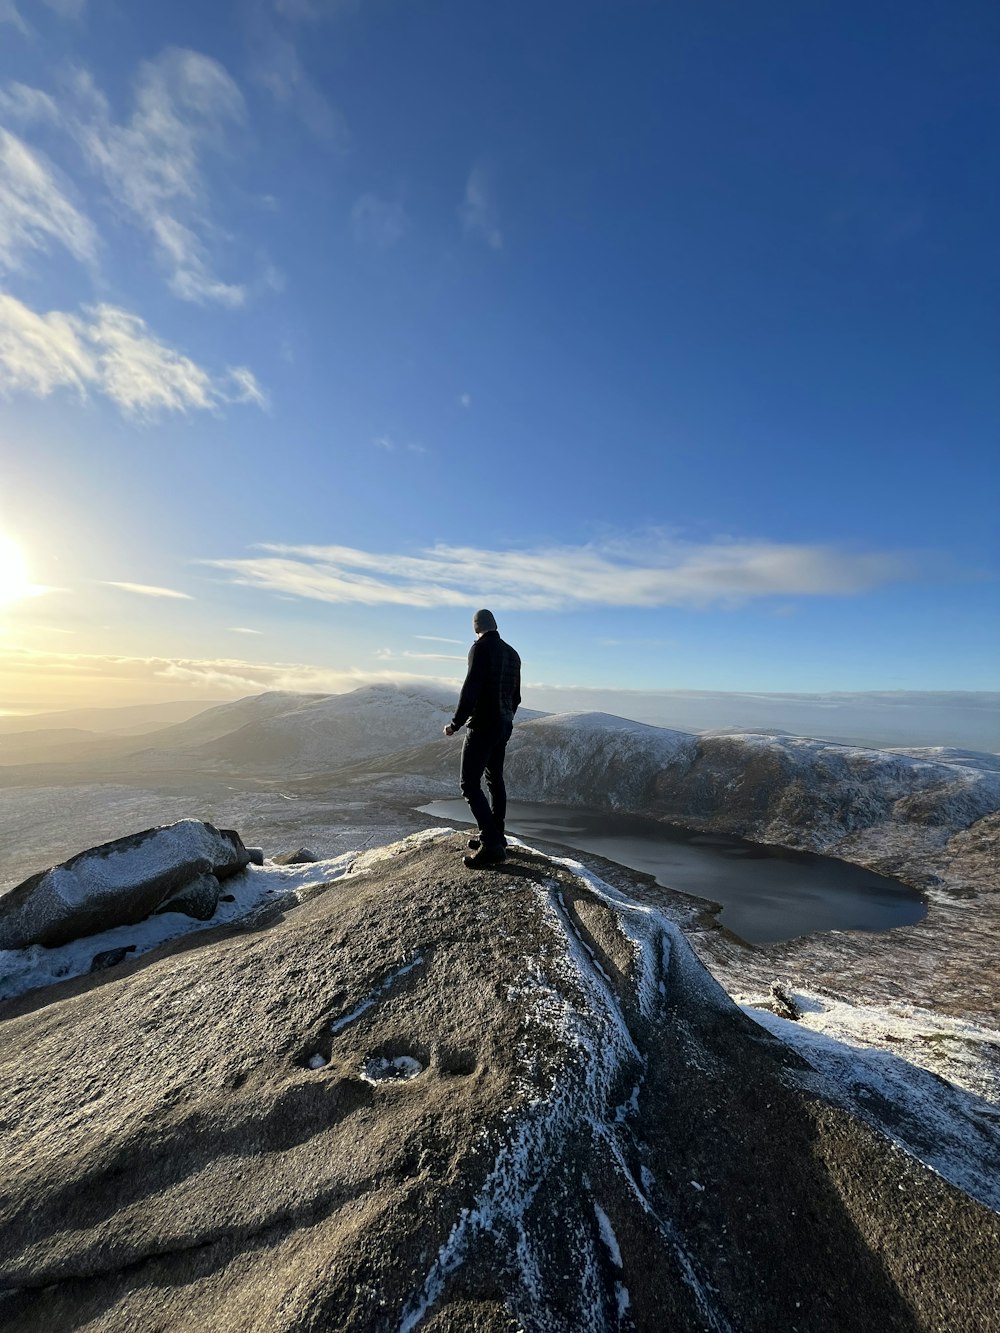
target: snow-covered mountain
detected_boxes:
[150,683,545,772]
[352,711,1000,897]
[133,690,331,749]
[0,686,492,773]
[197,683,459,769]
[514,721,1000,896]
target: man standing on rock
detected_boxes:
[443,609,521,868]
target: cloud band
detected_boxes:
[202,537,912,612]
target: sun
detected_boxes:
[0,533,34,607]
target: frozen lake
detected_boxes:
[418,800,926,944]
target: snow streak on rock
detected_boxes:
[400,842,734,1333]
[329,954,425,1036]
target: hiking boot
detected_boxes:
[463,845,506,869]
[468,822,504,851]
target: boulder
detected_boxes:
[270,847,321,865]
[89,945,137,972]
[0,820,250,950]
[0,833,996,1332]
[153,871,221,921]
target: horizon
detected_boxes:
[2,681,997,752]
[2,1,998,713]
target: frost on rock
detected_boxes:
[743,992,1000,1213]
[2,826,999,1332]
[0,848,359,1003]
[0,820,253,951]
[400,845,736,1333]
[362,1054,424,1083]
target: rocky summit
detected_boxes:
[1,830,997,1332]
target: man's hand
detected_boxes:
[443,724,456,737]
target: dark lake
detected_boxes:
[418,800,926,945]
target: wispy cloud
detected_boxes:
[0,2,28,35]
[459,392,471,408]
[0,294,267,417]
[41,0,86,17]
[414,635,464,645]
[0,127,98,273]
[0,0,84,30]
[351,193,407,248]
[0,645,458,707]
[0,82,60,123]
[102,582,194,599]
[3,51,287,304]
[227,626,263,634]
[66,50,248,305]
[203,536,913,611]
[461,166,502,250]
[375,648,466,662]
[371,435,425,455]
[250,13,348,144]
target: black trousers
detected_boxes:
[460,719,513,849]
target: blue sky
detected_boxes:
[0,0,997,712]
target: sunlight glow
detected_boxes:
[0,534,34,607]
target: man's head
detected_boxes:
[473,608,497,635]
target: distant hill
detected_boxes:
[0,699,218,736]
[520,688,1000,751]
[194,684,459,769]
[137,691,331,750]
[0,684,545,773]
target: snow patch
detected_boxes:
[743,994,1000,1213]
[330,954,425,1036]
[362,1054,424,1083]
[594,1202,622,1267]
[0,852,358,1004]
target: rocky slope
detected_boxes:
[1,830,998,1333]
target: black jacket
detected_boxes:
[451,630,521,731]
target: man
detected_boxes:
[443,608,521,868]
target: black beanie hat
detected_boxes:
[473,608,497,633]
